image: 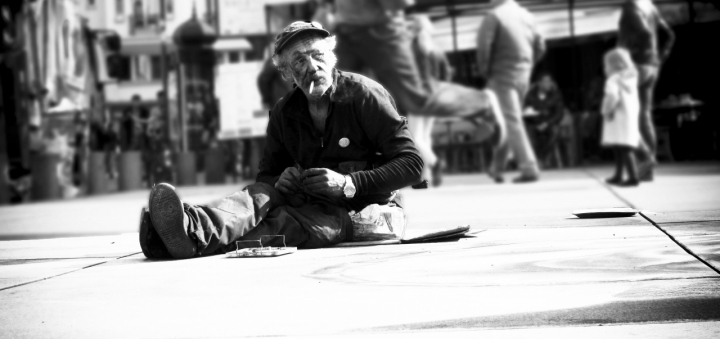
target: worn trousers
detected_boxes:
[183,182,350,256]
[488,80,540,176]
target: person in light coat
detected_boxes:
[601,48,642,187]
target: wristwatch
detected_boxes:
[343,175,356,198]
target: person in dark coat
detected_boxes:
[617,0,675,181]
[523,74,565,166]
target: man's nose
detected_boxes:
[308,57,321,71]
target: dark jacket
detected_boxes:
[257,70,423,211]
[618,0,675,66]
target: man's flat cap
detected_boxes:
[274,21,330,56]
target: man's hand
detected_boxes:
[301,168,346,198]
[275,167,304,194]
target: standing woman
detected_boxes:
[407,14,452,187]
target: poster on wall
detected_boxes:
[215,62,268,139]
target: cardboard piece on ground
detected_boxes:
[331,240,401,247]
[401,225,472,244]
[572,207,638,219]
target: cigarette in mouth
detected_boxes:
[309,81,314,93]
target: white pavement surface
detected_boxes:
[0,164,719,338]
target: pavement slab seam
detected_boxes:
[639,212,720,275]
[0,251,140,293]
[585,168,720,275]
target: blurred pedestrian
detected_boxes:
[71,112,88,188]
[477,0,545,183]
[524,73,565,167]
[121,94,151,151]
[333,0,428,115]
[407,14,452,186]
[617,0,675,181]
[104,116,121,179]
[258,50,294,111]
[601,48,641,187]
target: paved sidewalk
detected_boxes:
[0,163,719,338]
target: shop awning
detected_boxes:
[213,38,253,51]
[120,37,176,55]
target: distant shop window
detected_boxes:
[150,55,163,80]
[228,51,240,63]
[166,0,175,20]
[115,0,125,22]
[131,0,164,35]
[107,54,131,81]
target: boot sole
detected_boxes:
[149,184,196,259]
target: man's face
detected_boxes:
[284,34,335,98]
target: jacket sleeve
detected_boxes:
[256,106,296,186]
[655,11,675,62]
[601,78,620,117]
[476,13,498,79]
[349,85,423,196]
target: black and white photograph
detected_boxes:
[1,0,719,338]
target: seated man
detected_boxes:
[523,74,565,167]
[138,21,424,259]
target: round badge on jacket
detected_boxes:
[339,138,350,147]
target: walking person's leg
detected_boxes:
[408,115,438,184]
[490,81,540,183]
[487,84,511,183]
[606,147,623,184]
[636,65,659,181]
[619,146,639,187]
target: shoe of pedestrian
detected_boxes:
[138,208,172,259]
[605,177,622,185]
[431,161,443,187]
[617,179,640,187]
[512,174,539,184]
[638,163,654,182]
[487,169,504,184]
[148,183,196,259]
